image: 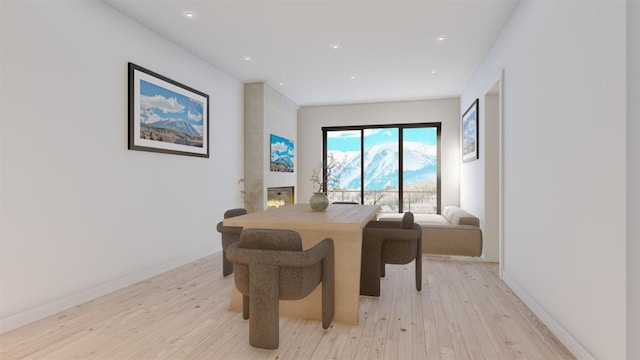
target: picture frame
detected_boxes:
[462,98,479,163]
[128,62,209,157]
[270,134,294,172]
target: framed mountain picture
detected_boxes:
[462,98,479,163]
[128,62,209,157]
[270,134,294,172]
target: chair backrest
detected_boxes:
[400,212,414,229]
[239,228,302,251]
[224,208,248,219]
[379,212,419,264]
[235,228,319,300]
[218,208,246,239]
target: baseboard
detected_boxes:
[0,248,214,334]
[501,271,594,359]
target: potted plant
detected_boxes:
[309,154,341,211]
[238,178,261,213]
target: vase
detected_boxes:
[309,192,329,211]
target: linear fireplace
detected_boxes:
[267,186,294,209]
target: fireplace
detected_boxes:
[267,187,294,209]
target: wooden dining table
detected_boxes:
[223,203,380,325]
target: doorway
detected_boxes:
[483,73,503,275]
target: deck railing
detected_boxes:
[327,189,437,214]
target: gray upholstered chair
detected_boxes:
[216,208,248,276]
[360,212,422,297]
[226,228,335,349]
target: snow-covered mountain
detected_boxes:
[271,154,294,167]
[145,118,202,138]
[330,141,436,190]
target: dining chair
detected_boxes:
[216,208,247,276]
[360,212,422,297]
[226,228,335,349]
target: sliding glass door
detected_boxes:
[363,128,399,209]
[324,130,362,203]
[324,123,440,214]
[402,127,439,213]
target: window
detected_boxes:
[323,123,441,214]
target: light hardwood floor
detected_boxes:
[0,254,574,359]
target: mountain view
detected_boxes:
[329,141,437,190]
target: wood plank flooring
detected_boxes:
[0,254,574,359]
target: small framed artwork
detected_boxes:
[462,98,479,163]
[270,134,294,172]
[128,62,209,157]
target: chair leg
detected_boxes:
[222,234,239,277]
[415,255,422,292]
[222,250,234,277]
[322,253,335,329]
[360,237,382,297]
[242,295,249,319]
[415,232,422,292]
[248,264,280,349]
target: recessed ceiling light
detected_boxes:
[350,75,356,80]
[436,35,446,42]
[330,43,341,50]
[243,56,252,61]
[431,70,438,74]
[279,82,285,86]
[184,11,195,18]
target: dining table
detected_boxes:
[223,202,380,324]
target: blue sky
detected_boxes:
[270,134,294,160]
[327,127,437,151]
[140,80,204,134]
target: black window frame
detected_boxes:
[322,122,441,214]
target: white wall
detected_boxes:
[461,1,627,358]
[0,3,4,329]
[297,99,460,208]
[0,0,244,332]
[627,0,640,358]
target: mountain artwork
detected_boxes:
[270,134,294,172]
[139,79,205,148]
[129,63,209,157]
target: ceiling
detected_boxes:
[102,0,517,107]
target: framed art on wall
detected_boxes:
[270,134,294,172]
[462,98,479,163]
[128,62,209,157]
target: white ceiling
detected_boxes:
[102,0,517,106]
